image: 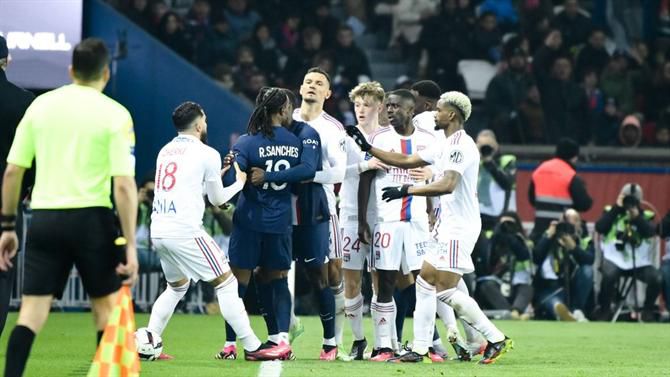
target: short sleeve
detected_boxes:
[109,111,136,176]
[417,144,439,165]
[441,145,471,176]
[7,106,36,168]
[204,148,222,182]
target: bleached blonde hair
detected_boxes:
[437,91,472,122]
[349,81,385,103]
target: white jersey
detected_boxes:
[340,129,378,223]
[370,126,435,223]
[413,111,445,143]
[293,109,346,215]
[418,129,481,240]
[151,135,225,238]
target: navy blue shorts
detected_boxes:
[228,225,292,271]
[292,222,329,268]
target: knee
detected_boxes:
[168,281,190,296]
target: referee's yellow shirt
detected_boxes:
[7,84,135,210]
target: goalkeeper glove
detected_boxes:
[381,184,411,202]
[345,125,372,152]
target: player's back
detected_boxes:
[151,135,219,238]
[440,130,481,236]
[232,127,302,233]
[290,121,329,225]
[371,126,434,223]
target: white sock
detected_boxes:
[268,334,280,344]
[215,275,262,352]
[371,294,379,349]
[391,298,398,351]
[345,294,365,341]
[323,337,337,346]
[413,276,436,355]
[147,281,189,335]
[436,288,459,343]
[371,298,395,350]
[437,287,505,343]
[279,332,289,345]
[456,279,483,345]
[332,282,345,346]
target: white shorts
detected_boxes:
[372,220,430,274]
[328,214,342,260]
[423,235,477,275]
[341,221,371,271]
[152,232,230,283]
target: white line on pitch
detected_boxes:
[257,360,283,377]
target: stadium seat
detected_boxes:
[457,60,497,101]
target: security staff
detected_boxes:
[0,38,138,377]
[0,35,35,338]
[528,138,592,242]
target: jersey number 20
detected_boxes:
[263,159,290,191]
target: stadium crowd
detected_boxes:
[108,0,670,147]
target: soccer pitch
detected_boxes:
[0,313,668,377]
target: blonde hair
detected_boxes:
[349,81,385,103]
[437,91,472,122]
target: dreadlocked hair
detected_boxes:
[247,87,288,138]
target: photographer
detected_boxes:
[137,175,160,273]
[534,209,594,322]
[595,183,661,322]
[659,211,670,318]
[475,212,533,320]
[476,130,516,232]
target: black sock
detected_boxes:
[97,330,104,345]
[5,325,36,377]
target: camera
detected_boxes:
[147,189,155,202]
[622,195,639,210]
[498,219,521,234]
[555,222,575,237]
[479,144,494,158]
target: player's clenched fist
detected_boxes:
[345,125,372,151]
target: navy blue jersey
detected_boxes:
[228,127,302,233]
[266,121,329,226]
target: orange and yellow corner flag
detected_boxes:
[87,286,141,377]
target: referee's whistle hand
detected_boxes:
[0,231,18,271]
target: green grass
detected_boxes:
[0,313,668,376]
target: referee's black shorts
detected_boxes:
[23,207,122,298]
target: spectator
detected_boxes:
[475,212,533,320]
[600,52,635,116]
[223,0,261,41]
[658,211,670,318]
[231,45,260,92]
[476,129,517,231]
[136,175,160,273]
[519,0,554,43]
[485,39,535,142]
[211,63,239,94]
[250,23,282,84]
[645,60,670,122]
[618,114,643,147]
[307,2,340,49]
[533,30,589,143]
[478,0,519,32]
[529,138,593,241]
[123,0,152,30]
[652,124,670,147]
[525,15,553,53]
[517,84,546,143]
[574,27,610,80]
[374,0,438,52]
[157,11,193,60]
[148,0,170,34]
[333,25,372,90]
[205,16,238,67]
[533,209,594,322]
[186,0,212,29]
[278,13,301,52]
[470,11,503,62]
[241,70,268,102]
[282,27,324,87]
[593,97,622,146]
[595,183,662,322]
[551,0,592,51]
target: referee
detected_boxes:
[0,36,35,338]
[0,38,138,377]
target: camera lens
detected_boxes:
[480,145,494,157]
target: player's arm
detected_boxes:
[207,162,246,206]
[357,170,375,244]
[408,170,461,197]
[313,133,347,184]
[345,126,428,169]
